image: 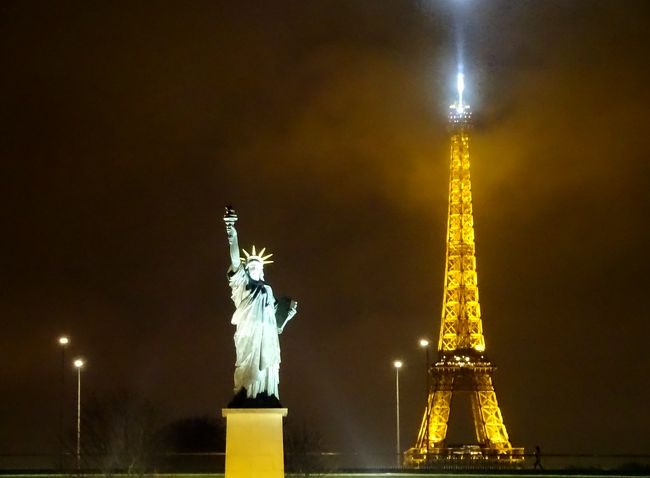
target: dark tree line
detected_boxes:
[63,391,225,474]
[63,391,328,476]
[284,419,330,477]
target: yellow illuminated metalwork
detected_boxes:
[438,128,485,353]
[404,86,522,466]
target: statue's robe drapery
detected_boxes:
[228,264,281,399]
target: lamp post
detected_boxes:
[73,358,85,470]
[58,336,69,468]
[393,360,403,468]
[419,338,431,456]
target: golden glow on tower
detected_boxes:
[438,127,486,353]
[404,77,522,466]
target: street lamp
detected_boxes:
[57,336,69,469]
[393,360,403,468]
[419,338,431,455]
[73,358,85,469]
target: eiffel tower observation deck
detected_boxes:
[404,73,524,468]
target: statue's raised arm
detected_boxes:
[223,205,240,271]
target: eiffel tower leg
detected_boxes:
[470,391,488,444]
[415,389,453,450]
[410,374,453,464]
[471,372,512,453]
[427,389,452,449]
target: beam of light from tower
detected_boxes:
[453,0,466,105]
[449,71,470,124]
[456,72,465,114]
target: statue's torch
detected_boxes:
[224,205,238,227]
[224,205,238,244]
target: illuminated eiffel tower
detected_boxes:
[404,73,523,467]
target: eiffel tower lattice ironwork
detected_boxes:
[404,74,523,467]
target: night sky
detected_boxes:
[2,0,650,460]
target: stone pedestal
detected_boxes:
[222,408,288,478]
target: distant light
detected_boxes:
[58,336,70,346]
[73,358,85,369]
[393,360,403,369]
[419,339,430,348]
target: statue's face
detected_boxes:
[247,260,263,281]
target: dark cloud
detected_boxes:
[1,0,649,460]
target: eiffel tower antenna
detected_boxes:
[404,72,524,467]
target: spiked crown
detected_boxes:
[242,245,274,266]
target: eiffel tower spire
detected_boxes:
[404,73,523,467]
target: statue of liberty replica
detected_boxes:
[223,206,298,407]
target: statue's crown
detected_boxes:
[242,245,274,266]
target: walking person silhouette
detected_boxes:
[533,445,544,470]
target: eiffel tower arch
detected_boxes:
[404,75,523,467]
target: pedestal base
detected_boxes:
[222,408,288,478]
